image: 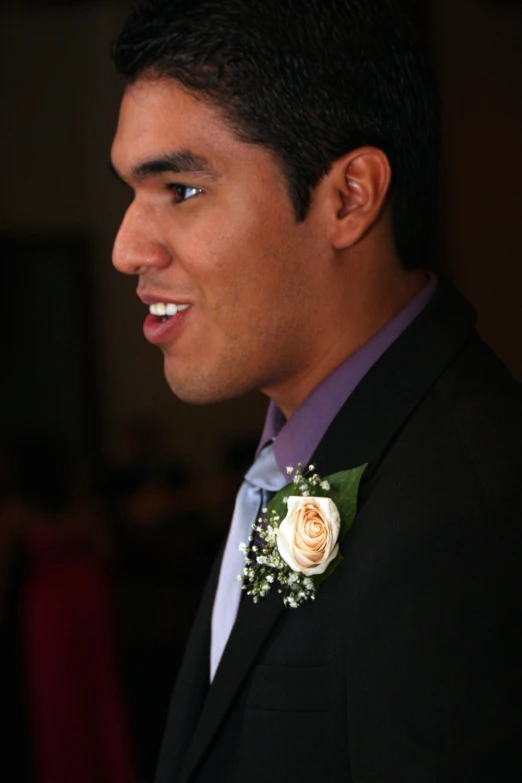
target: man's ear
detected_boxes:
[325,147,392,250]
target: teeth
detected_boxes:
[149,302,190,317]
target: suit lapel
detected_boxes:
[178,278,478,782]
[179,586,284,782]
[312,278,478,477]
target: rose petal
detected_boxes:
[276,525,302,573]
[277,495,341,576]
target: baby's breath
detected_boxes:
[239,462,328,607]
[239,460,366,608]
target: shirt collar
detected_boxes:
[258,273,438,475]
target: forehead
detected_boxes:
[112,77,253,175]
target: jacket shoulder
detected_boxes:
[432,334,522,496]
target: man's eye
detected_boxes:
[170,184,203,203]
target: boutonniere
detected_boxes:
[239,462,367,608]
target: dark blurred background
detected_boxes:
[0,1,521,781]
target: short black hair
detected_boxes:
[112,0,440,269]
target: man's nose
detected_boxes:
[112,202,170,275]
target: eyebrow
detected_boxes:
[108,150,219,184]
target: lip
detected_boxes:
[138,291,193,345]
[138,290,192,307]
[143,307,192,345]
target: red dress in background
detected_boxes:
[20,524,137,783]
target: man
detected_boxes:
[109,1,522,780]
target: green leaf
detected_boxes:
[321,463,367,540]
[264,482,296,525]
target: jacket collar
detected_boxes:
[312,277,477,478]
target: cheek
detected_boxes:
[182,217,250,278]
[175,202,309,335]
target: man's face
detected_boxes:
[111,78,329,408]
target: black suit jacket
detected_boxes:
[156,280,522,782]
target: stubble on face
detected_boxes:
[159,208,317,407]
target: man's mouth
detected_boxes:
[149,302,191,322]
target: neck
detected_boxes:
[263,259,429,419]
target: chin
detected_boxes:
[164,368,250,407]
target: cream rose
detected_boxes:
[276,496,341,576]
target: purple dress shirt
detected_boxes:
[258,274,438,474]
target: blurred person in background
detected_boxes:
[0,433,138,783]
[0,434,32,782]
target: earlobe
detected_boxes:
[329,147,392,250]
